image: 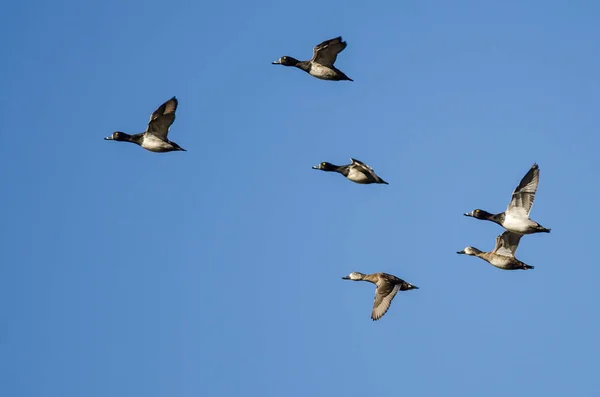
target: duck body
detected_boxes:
[312,158,388,184]
[106,131,185,153]
[502,213,548,234]
[307,62,353,81]
[272,37,353,81]
[466,210,549,234]
[464,163,550,234]
[342,272,418,321]
[459,248,532,270]
[105,96,186,153]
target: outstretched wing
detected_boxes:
[506,163,540,217]
[312,36,347,67]
[371,283,400,321]
[493,231,523,257]
[146,97,178,140]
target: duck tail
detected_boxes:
[537,225,551,233]
[379,179,389,185]
[523,264,535,270]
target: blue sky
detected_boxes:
[1,0,599,396]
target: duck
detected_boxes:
[312,158,388,184]
[464,163,550,234]
[272,36,353,81]
[104,97,186,153]
[342,272,418,321]
[457,230,534,270]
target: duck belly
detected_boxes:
[141,135,175,153]
[309,64,339,80]
[488,255,517,270]
[346,169,370,184]
[502,214,537,234]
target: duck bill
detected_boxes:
[341,276,350,280]
[104,136,114,140]
[272,59,282,65]
[457,250,465,254]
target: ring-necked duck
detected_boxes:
[342,272,418,321]
[465,163,550,234]
[312,158,388,184]
[105,97,186,153]
[457,231,534,270]
[272,36,353,81]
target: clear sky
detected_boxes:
[1,0,599,396]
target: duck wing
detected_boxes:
[506,163,540,218]
[312,36,347,67]
[350,158,375,174]
[492,231,523,257]
[146,97,178,140]
[350,157,372,169]
[350,158,387,183]
[371,280,400,321]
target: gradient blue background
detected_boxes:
[2,0,599,396]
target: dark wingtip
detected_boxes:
[532,163,539,169]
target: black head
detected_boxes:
[401,281,419,291]
[272,56,300,66]
[104,131,130,142]
[464,209,493,219]
[312,161,338,171]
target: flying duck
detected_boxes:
[464,163,550,234]
[105,97,186,153]
[312,158,388,184]
[272,36,353,81]
[457,231,534,270]
[342,272,418,321]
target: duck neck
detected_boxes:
[490,212,505,225]
[126,133,144,146]
[333,165,350,177]
[294,60,311,73]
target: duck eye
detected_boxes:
[321,162,326,166]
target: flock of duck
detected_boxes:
[104,37,551,321]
